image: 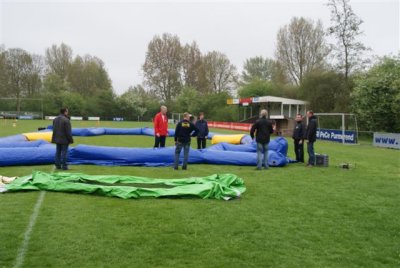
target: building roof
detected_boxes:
[227,96,308,105]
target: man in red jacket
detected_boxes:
[153,105,169,148]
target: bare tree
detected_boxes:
[142,33,182,101]
[276,17,329,85]
[327,0,367,81]
[45,43,73,79]
[182,42,202,88]
[3,48,42,112]
[202,51,238,94]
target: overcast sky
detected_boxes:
[1,0,399,94]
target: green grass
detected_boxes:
[0,120,399,267]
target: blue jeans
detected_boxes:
[256,142,269,169]
[174,142,190,169]
[307,142,315,165]
[55,144,69,168]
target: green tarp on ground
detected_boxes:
[3,171,246,200]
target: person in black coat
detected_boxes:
[52,108,73,170]
[250,109,274,170]
[174,112,199,170]
[292,114,306,163]
[305,110,318,167]
[195,112,209,149]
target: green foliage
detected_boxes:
[238,79,282,98]
[299,71,349,112]
[352,56,400,132]
[175,87,201,114]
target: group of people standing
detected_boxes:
[51,105,317,171]
[250,109,317,170]
[152,106,209,170]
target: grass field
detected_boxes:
[0,120,399,267]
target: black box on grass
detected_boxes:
[315,154,329,167]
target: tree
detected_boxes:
[299,70,348,113]
[67,55,112,96]
[202,51,238,94]
[116,85,158,120]
[241,56,276,83]
[352,56,400,132]
[142,33,182,101]
[328,0,367,81]
[175,87,201,114]
[181,42,206,91]
[238,80,281,98]
[3,48,43,112]
[0,47,8,97]
[276,17,329,85]
[45,43,73,79]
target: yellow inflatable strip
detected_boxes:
[211,134,245,145]
[23,132,53,142]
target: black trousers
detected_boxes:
[197,138,207,149]
[293,139,304,162]
[154,136,166,148]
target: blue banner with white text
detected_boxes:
[316,128,357,144]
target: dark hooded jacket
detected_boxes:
[195,119,209,138]
[306,115,318,142]
[52,114,73,145]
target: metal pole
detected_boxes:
[342,113,345,144]
[41,98,44,120]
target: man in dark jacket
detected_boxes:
[250,109,274,170]
[52,108,73,170]
[174,112,198,170]
[305,110,318,167]
[292,114,306,163]
[195,112,209,149]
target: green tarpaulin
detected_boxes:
[3,171,246,200]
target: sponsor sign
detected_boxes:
[88,117,100,121]
[45,116,57,120]
[113,117,124,121]
[373,132,400,149]
[232,99,240,104]
[316,128,357,144]
[70,116,83,121]
[239,98,252,104]
[18,115,33,120]
[252,97,260,103]
[208,121,252,131]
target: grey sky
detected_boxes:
[1,0,399,94]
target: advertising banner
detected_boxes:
[373,132,400,149]
[316,128,357,144]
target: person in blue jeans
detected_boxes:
[51,108,74,170]
[250,109,274,170]
[174,112,198,170]
[305,110,318,167]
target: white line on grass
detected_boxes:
[13,191,46,268]
[13,166,55,268]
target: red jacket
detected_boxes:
[153,112,169,136]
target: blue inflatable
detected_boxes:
[0,127,292,167]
